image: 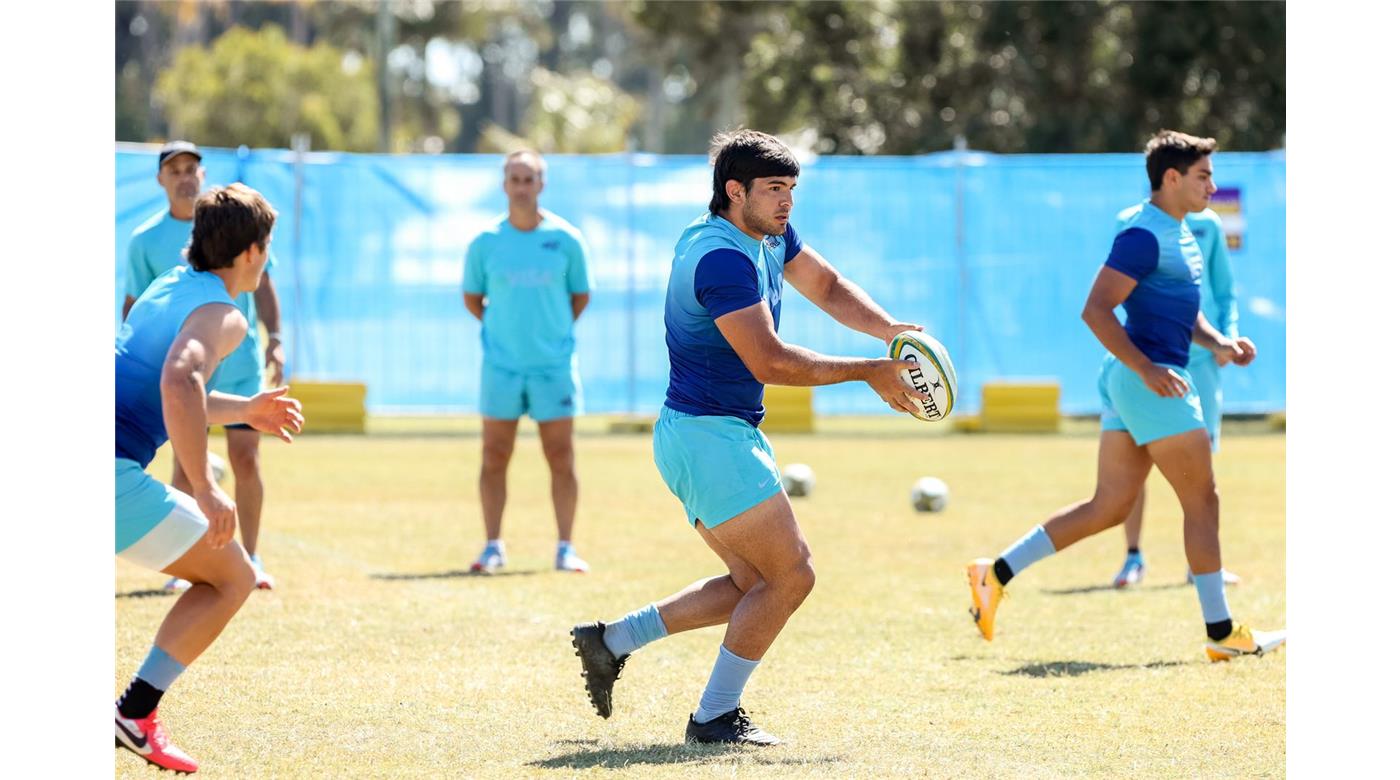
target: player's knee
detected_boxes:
[1183,486,1221,525]
[481,443,515,472]
[777,554,816,604]
[227,445,261,479]
[542,443,574,473]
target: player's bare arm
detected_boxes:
[1082,266,1188,398]
[571,292,590,321]
[463,292,486,320]
[713,301,927,416]
[254,271,285,385]
[783,245,922,343]
[1191,311,1255,367]
[207,387,305,441]
[160,302,247,547]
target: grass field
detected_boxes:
[116,423,1285,778]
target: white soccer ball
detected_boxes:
[208,450,229,485]
[781,463,815,498]
[888,330,957,422]
[911,476,949,512]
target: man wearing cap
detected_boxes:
[123,141,285,591]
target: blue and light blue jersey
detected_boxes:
[462,210,593,372]
[663,213,803,426]
[1104,201,1203,368]
[1117,204,1237,363]
[125,207,275,389]
[116,266,241,468]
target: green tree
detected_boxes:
[154,24,378,150]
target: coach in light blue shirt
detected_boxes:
[461,150,594,575]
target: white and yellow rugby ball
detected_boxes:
[888,330,957,422]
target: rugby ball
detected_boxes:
[781,463,815,498]
[912,476,950,513]
[887,330,957,422]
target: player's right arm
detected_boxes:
[714,303,926,416]
[160,303,248,547]
[122,240,153,320]
[1082,228,1189,398]
[462,234,487,321]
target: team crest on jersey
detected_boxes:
[764,235,781,250]
[542,240,561,251]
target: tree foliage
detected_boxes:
[118,0,1285,154]
[155,25,379,151]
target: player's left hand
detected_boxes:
[882,322,925,342]
[265,338,286,386]
[1228,336,1256,366]
[244,386,304,442]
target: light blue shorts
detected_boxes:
[1098,355,1206,447]
[652,405,783,529]
[1188,350,1223,452]
[481,361,582,422]
[116,458,208,570]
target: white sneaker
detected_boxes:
[470,546,506,575]
[250,554,275,590]
[1187,568,1242,585]
[556,549,591,573]
[163,577,191,592]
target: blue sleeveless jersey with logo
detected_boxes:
[662,213,803,426]
[1104,201,1204,368]
[116,266,239,468]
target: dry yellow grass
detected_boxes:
[117,425,1285,778]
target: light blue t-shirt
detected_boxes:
[663,213,803,427]
[462,210,593,372]
[1117,204,1237,363]
[116,266,241,468]
[1104,201,1204,368]
[125,208,276,389]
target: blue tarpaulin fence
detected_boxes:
[116,145,1285,416]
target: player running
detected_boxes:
[570,129,930,744]
[965,130,1284,662]
[116,184,303,773]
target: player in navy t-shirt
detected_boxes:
[965,131,1284,662]
[570,130,932,744]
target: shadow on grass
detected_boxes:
[369,568,547,581]
[529,741,841,770]
[115,589,175,600]
[1040,582,1189,595]
[1000,659,1187,678]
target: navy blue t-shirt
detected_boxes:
[1104,202,1204,368]
[662,214,803,426]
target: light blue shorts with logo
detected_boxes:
[1098,354,1207,447]
[480,360,581,422]
[652,405,783,529]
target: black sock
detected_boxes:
[1206,619,1234,642]
[1127,547,1141,556]
[117,678,164,720]
[992,557,1014,587]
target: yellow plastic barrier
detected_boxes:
[759,385,815,433]
[954,381,1061,433]
[287,381,367,434]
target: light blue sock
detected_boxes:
[556,541,573,556]
[136,646,186,691]
[694,645,760,724]
[1000,525,1057,576]
[1192,570,1232,624]
[603,603,669,658]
